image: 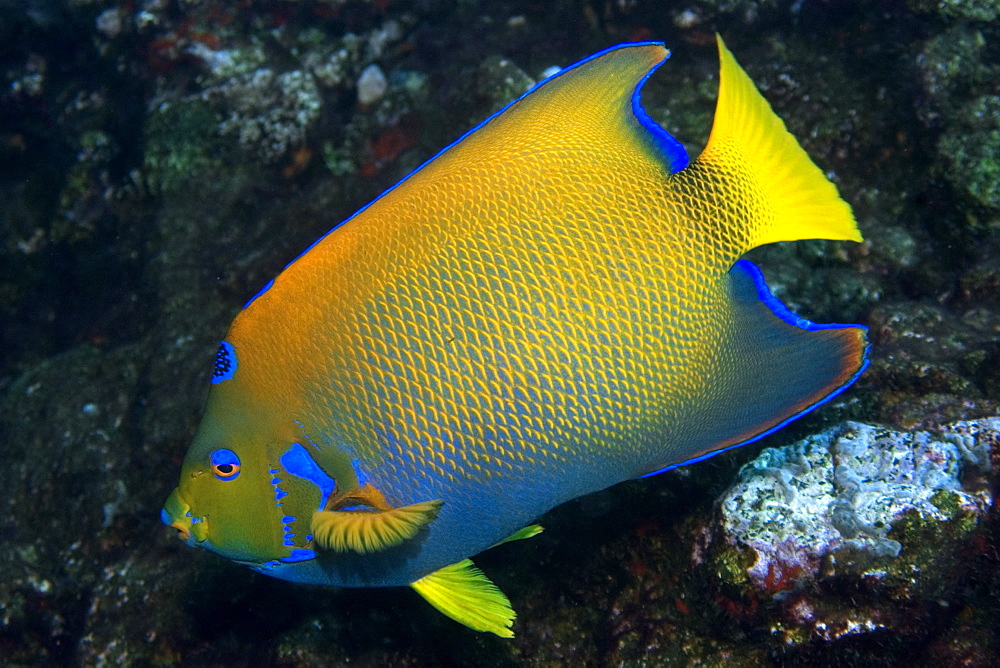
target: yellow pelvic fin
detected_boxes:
[491,524,544,548]
[698,35,860,250]
[410,559,516,638]
[309,484,443,554]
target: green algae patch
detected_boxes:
[144,99,225,194]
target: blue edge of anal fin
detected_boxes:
[639,259,869,478]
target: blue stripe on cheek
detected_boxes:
[280,548,315,563]
[280,443,336,510]
[351,459,370,487]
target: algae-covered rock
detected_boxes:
[938,95,1000,211]
[143,99,224,194]
[719,421,992,591]
[710,419,995,645]
[917,23,998,123]
[203,68,322,164]
[909,0,1000,22]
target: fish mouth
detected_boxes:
[161,488,207,544]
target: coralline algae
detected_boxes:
[720,420,995,589]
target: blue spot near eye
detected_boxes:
[185,511,192,518]
[281,548,316,563]
[305,534,313,542]
[283,539,295,546]
[269,468,279,475]
[211,341,238,384]
[280,443,336,510]
[281,516,296,524]
[191,517,201,524]
[271,478,282,485]
[275,489,288,501]
[160,509,171,525]
[210,448,241,480]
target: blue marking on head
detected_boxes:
[191,517,201,524]
[211,341,238,384]
[639,259,869,479]
[160,508,171,525]
[351,459,370,487]
[280,548,316,563]
[280,443,336,509]
[281,516,296,524]
[243,279,274,310]
[253,560,281,572]
[271,478,282,485]
[630,48,689,172]
[210,448,242,480]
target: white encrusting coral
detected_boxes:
[720,419,996,587]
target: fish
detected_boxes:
[162,35,869,637]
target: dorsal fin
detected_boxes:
[309,484,442,553]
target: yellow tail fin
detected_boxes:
[699,35,860,249]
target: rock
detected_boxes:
[720,421,992,591]
[356,64,388,106]
[710,419,995,646]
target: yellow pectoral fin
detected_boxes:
[410,559,515,638]
[310,492,442,554]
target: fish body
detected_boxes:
[163,37,868,636]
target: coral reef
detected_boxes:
[719,420,993,591]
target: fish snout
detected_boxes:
[162,488,205,544]
[164,512,191,541]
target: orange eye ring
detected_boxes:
[209,449,242,480]
[212,462,240,478]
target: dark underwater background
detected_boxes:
[2,0,1000,664]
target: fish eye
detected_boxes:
[210,449,241,480]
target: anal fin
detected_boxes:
[310,484,442,554]
[410,559,515,638]
[640,259,868,477]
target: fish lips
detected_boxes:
[161,488,208,545]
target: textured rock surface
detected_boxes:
[720,420,994,590]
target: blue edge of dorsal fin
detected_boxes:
[639,259,870,478]
[630,47,690,172]
[239,42,689,309]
